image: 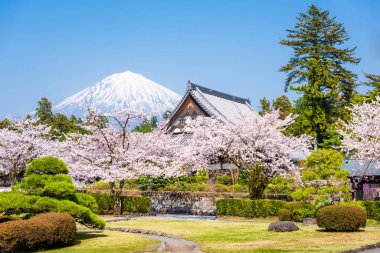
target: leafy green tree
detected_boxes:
[36,97,54,124]
[291,149,350,204]
[0,118,11,129]
[280,5,360,148]
[353,73,380,104]
[264,175,298,195]
[133,116,158,133]
[272,95,293,120]
[258,97,272,116]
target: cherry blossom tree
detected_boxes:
[0,118,50,185]
[338,96,380,187]
[188,111,311,199]
[56,108,191,214]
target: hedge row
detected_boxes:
[90,193,152,214]
[0,212,76,253]
[362,201,380,221]
[0,192,104,229]
[216,198,286,217]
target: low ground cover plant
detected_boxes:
[0,212,76,253]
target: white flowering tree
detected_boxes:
[188,111,310,199]
[339,96,380,188]
[0,118,50,185]
[56,108,192,214]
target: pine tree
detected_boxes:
[258,97,272,116]
[272,95,293,120]
[280,5,360,148]
[36,97,54,124]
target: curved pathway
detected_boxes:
[105,226,202,253]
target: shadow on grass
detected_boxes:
[73,231,108,245]
[315,228,366,233]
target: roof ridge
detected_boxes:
[187,81,251,105]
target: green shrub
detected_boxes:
[0,192,104,229]
[89,193,114,214]
[216,199,286,217]
[25,156,69,176]
[216,175,233,185]
[278,208,293,221]
[214,183,229,192]
[316,205,367,231]
[284,202,312,212]
[293,206,316,222]
[74,193,98,212]
[361,201,380,221]
[282,201,316,222]
[19,174,76,200]
[122,196,152,214]
[0,212,76,253]
[90,193,152,214]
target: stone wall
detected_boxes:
[142,192,218,215]
[86,189,289,216]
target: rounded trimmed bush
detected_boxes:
[0,212,76,253]
[278,208,293,221]
[316,205,367,231]
[25,156,69,176]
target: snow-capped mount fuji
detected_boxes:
[53,71,181,121]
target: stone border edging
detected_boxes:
[105,226,180,239]
[341,242,380,253]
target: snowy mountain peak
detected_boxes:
[54,71,181,120]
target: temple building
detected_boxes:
[168,81,258,133]
[343,161,380,201]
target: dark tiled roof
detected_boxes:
[342,160,380,176]
[188,82,251,105]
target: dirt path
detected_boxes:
[105,226,202,253]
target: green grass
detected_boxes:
[108,218,380,253]
[41,230,158,253]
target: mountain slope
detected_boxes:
[54,71,181,120]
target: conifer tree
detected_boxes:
[36,97,54,124]
[280,5,360,148]
[258,97,272,116]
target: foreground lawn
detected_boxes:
[108,218,380,253]
[42,230,158,253]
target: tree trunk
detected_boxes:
[247,163,269,199]
[110,181,124,215]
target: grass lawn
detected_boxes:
[41,230,158,253]
[108,218,380,253]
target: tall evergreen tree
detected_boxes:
[36,97,54,124]
[258,97,272,116]
[272,95,293,120]
[280,5,360,148]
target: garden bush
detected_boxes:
[24,156,69,176]
[281,201,316,222]
[0,192,105,229]
[90,193,152,214]
[122,196,152,213]
[362,201,380,221]
[89,193,114,214]
[278,208,293,221]
[316,205,367,231]
[74,193,98,212]
[0,212,76,253]
[216,198,286,217]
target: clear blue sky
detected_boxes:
[0,0,379,118]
